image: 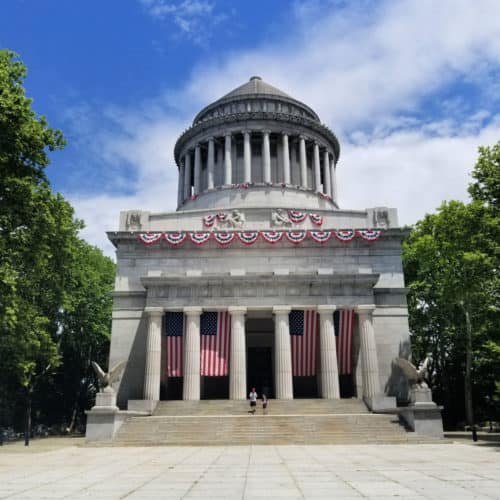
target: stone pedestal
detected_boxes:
[93,390,118,411]
[400,387,444,438]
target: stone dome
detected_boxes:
[173,77,341,212]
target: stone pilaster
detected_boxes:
[224,134,232,185]
[243,130,251,183]
[229,306,247,400]
[273,306,293,399]
[183,307,202,401]
[282,132,291,184]
[323,150,331,197]
[183,152,191,199]
[207,137,215,190]
[262,130,271,183]
[318,305,340,399]
[357,305,380,401]
[313,142,321,192]
[143,307,163,401]
[299,135,307,188]
[193,144,201,195]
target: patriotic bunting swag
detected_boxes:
[203,214,216,227]
[165,312,184,377]
[334,310,354,375]
[309,213,324,226]
[289,310,318,376]
[288,210,307,223]
[138,229,383,246]
[200,311,231,376]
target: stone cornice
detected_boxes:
[174,111,340,165]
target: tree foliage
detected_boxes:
[0,50,115,435]
[403,143,500,428]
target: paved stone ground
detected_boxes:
[0,440,499,499]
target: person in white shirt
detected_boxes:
[248,388,257,414]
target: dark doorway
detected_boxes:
[247,347,274,398]
[202,376,229,399]
[162,378,183,400]
[293,377,318,398]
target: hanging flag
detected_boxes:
[200,311,231,376]
[165,312,184,377]
[334,309,354,374]
[289,310,318,376]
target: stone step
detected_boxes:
[153,398,369,416]
[112,413,441,446]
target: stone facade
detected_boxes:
[106,77,411,412]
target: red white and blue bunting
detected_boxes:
[138,233,163,245]
[189,232,212,245]
[309,213,323,226]
[203,214,216,228]
[164,232,187,246]
[285,230,307,244]
[213,232,236,246]
[237,231,259,245]
[288,210,307,223]
[138,230,383,246]
[261,231,284,244]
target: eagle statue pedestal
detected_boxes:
[400,387,444,438]
[92,388,119,411]
[85,389,123,442]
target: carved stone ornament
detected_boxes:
[373,208,389,229]
[271,208,293,227]
[126,212,142,230]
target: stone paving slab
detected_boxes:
[0,441,499,499]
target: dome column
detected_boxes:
[323,150,332,197]
[183,151,192,199]
[207,137,215,190]
[313,142,321,192]
[224,134,232,185]
[299,135,308,188]
[177,162,185,207]
[243,130,252,183]
[281,132,291,184]
[193,144,201,196]
[330,155,338,205]
[262,130,271,183]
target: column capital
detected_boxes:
[183,306,202,316]
[281,130,290,136]
[144,307,164,317]
[225,132,232,138]
[228,306,247,315]
[317,305,337,314]
[261,129,271,135]
[207,136,215,142]
[298,134,307,141]
[356,304,376,314]
[241,129,252,135]
[273,306,291,315]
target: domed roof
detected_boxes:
[193,76,320,124]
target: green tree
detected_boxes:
[0,49,115,441]
[403,143,500,428]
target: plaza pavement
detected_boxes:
[0,439,499,499]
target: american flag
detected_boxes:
[165,312,184,377]
[200,311,231,376]
[289,310,318,376]
[334,309,354,374]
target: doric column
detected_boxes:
[282,132,291,184]
[262,130,271,183]
[183,152,192,200]
[207,137,215,190]
[143,307,163,400]
[193,144,201,195]
[330,155,338,204]
[299,135,307,188]
[243,130,251,183]
[224,134,232,185]
[318,306,340,399]
[357,305,381,400]
[273,306,293,399]
[323,150,332,197]
[313,142,321,192]
[177,163,185,207]
[229,307,247,400]
[183,307,202,401]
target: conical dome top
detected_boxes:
[193,76,320,125]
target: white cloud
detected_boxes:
[65,0,500,256]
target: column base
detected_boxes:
[364,394,397,412]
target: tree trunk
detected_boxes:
[24,389,31,447]
[464,308,474,427]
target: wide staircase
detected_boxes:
[111,399,439,446]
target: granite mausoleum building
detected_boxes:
[87,77,437,443]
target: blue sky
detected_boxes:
[2,0,500,255]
